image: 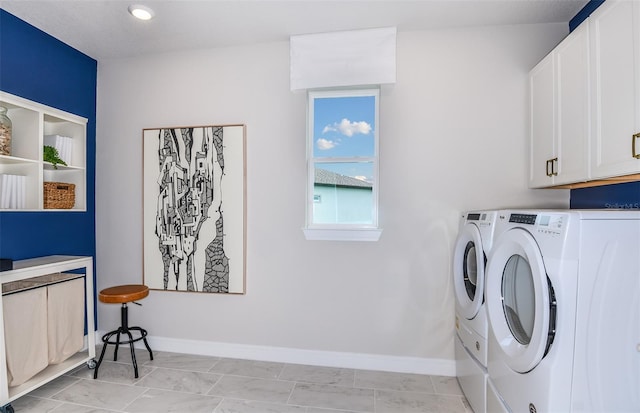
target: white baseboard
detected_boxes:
[95,331,455,377]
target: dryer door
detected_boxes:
[453,223,486,320]
[486,228,556,373]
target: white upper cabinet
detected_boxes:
[529,0,640,188]
[590,0,640,180]
[529,23,590,188]
[0,91,87,211]
[529,53,556,188]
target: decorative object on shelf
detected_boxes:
[44,135,73,165]
[43,145,67,169]
[1,91,86,211]
[143,125,246,294]
[43,182,75,209]
[0,106,11,156]
[0,174,26,209]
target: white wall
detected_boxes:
[96,22,569,375]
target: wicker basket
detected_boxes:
[43,182,75,209]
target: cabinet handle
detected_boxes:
[551,158,558,176]
[633,133,640,159]
[546,159,553,177]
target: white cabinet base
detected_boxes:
[0,256,95,407]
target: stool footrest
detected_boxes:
[101,326,148,346]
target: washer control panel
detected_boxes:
[508,213,537,225]
[537,214,565,235]
[506,213,566,236]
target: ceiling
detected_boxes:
[0,0,589,60]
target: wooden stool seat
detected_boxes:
[99,284,149,304]
[93,284,153,380]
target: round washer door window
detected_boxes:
[486,228,553,373]
[453,223,485,320]
[501,254,535,345]
[464,241,479,301]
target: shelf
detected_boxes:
[7,351,92,401]
[0,255,95,405]
[0,91,87,211]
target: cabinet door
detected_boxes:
[529,53,555,188]
[590,0,640,179]
[554,23,590,185]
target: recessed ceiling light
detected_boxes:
[128,4,155,21]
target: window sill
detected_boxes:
[302,228,382,241]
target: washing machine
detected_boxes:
[453,210,497,413]
[485,210,640,413]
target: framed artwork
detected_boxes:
[142,125,246,294]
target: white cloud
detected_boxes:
[316,138,337,150]
[322,118,372,137]
[322,125,337,134]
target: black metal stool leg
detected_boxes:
[125,330,139,378]
[94,300,152,379]
[113,329,121,361]
[93,332,113,379]
[130,326,154,360]
[143,335,154,360]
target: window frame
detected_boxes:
[304,87,382,241]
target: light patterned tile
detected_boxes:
[72,360,154,384]
[125,388,222,413]
[462,396,474,413]
[375,389,468,413]
[10,395,63,412]
[214,399,306,413]
[288,383,374,412]
[52,379,147,410]
[28,375,80,398]
[144,351,219,372]
[210,358,284,379]
[208,375,294,403]
[431,375,464,396]
[279,364,354,386]
[355,370,435,393]
[134,367,221,394]
[51,403,119,412]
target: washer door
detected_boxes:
[453,223,486,320]
[486,228,556,373]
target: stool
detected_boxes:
[94,284,153,379]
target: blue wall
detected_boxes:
[569,0,606,32]
[570,181,640,209]
[0,10,96,261]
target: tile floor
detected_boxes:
[11,348,472,413]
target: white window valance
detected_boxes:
[290,27,397,91]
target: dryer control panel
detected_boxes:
[507,213,566,236]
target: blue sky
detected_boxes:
[312,95,375,181]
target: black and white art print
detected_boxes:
[143,125,246,294]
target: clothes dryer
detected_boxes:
[570,211,640,412]
[485,210,640,413]
[453,210,497,413]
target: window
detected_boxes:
[304,88,381,241]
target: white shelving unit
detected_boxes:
[0,91,87,211]
[0,256,95,411]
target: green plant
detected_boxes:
[43,145,67,169]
